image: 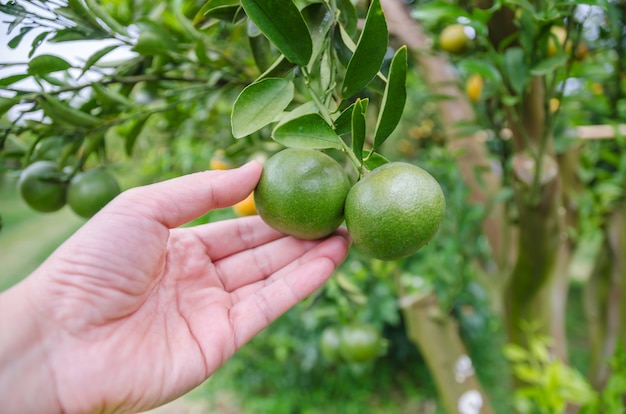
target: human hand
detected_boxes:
[0,161,350,413]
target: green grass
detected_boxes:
[0,175,83,291]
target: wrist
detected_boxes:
[0,279,61,413]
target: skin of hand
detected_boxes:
[0,161,351,413]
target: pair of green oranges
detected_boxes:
[254,148,446,261]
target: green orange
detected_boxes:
[338,323,384,363]
[18,161,67,213]
[67,169,121,218]
[344,162,445,261]
[254,148,351,240]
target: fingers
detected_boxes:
[184,215,287,261]
[109,161,262,229]
[214,233,320,291]
[227,233,350,349]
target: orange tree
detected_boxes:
[2,0,625,411]
[383,0,626,408]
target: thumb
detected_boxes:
[108,161,262,228]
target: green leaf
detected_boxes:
[28,54,72,75]
[49,29,92,43]
[373,46,407,151]
[8,26,34,49]
[531,55,568,76]
[272,113,343,149]
[194,0,242,25]
[256,55,297,81]
[84,0,129,36]
[333,102,355,136]
[37,94,100,127]
[0,97,19,114]
[29,31,50,58]
[504,47,527,95]
[0,74,29,87]
[341,0,388,98]
[232,78,294,138]
[411,1,469,26]
[363,151,388,171]
[125,116,150,156]
[132,20,177,56]
[336,0,358,36]
[81,45,119,76]
[351,98,368,163]
[241,0,312,66]
[301,3,334,64]
[458,59,502,83]
[503,344,529,362]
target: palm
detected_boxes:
[22,163,349,413]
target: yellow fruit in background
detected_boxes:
[466,74,483,102]
[591,83,603,96]
[209,150,231,170]
[549,98,560,113]
[344,162,446,261]
[548,26,569,57]
[439,24,470,54]
[233,192,257,216]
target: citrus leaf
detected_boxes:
[194,0,241,25]
[132,20,177,56]
[249,24,275,72]
[125,115,150,156]
[458,59,502,83]
[411,1,469,26]
[333,102,355,136]
[336,0,358,36]
[272,113,343,149]
[232,78,294,138]
[362,151,388,171]
[302,3,334,64]
[37,95,100,127]
[351,98,368,163]
[531,54,568,76]
[341,0,388,98]
[504,47,527,95]
[0,97,19,114]
[0,74,29,87]
[29,31,50,58]
[8,26,34,49]
[84,0,129,36]
[241,0,312,66]
[373,46,407,151]
[28,54,72,75]
[256,55,297,81]
[81,44,119,76]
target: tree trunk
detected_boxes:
[397,288,495,414]
[585,206,626,389]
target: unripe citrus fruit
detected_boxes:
[439,24,470,54]
[320,326,342,363]
[345,162,445,261]
[338,323,384,363]
[233,192,257,216]
[254,148,351,240]
[67,169,121,218]
[18,161,67,212]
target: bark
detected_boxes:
[397,289,495,414]
[585,206,626,389]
